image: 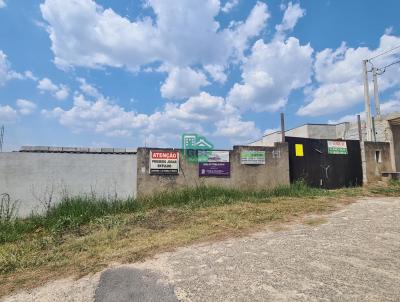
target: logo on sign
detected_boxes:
[181,133,214,163]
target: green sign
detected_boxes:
[240,150,266,165]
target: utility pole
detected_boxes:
[357,115,362,142]
[280,113,285,143]
[0,125,4,152]
[372,116,377,142]
[372,67,381,118]
[362,60,372,141]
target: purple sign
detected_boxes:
[199,162,230,177]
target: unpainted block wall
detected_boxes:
[136,144,290,197]
[364,142,392,182]
[0,152,137,217]
[391,125,400,171]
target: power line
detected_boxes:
[368,56,400,72]
[373,59,400,75]
[380,59,400,70]
[368,44,400,61]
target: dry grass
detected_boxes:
[0,195,352,297]
[303,217,329,226]
[1,180,398,297]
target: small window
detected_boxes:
[375,150,382,163]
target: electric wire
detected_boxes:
[367,51,400,74]
[380,59,400,70]
[368,44,400,61]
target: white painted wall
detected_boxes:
[286,125,309,138]
[249,132,282,147]
[0,152,137,217]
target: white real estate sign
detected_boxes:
[149,150,179,174]
[198,150,229,163]
[327,141,348,155]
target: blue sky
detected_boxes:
[1,0,400,150]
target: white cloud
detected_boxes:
[298,34,400,116]
[228,37,313,112]
[162,92,231,122]
[0,51,38,87]
[225,2,311,113]
[143,92,261,145]
[385,26,394,35]
[39,0,272,105]
[55,86,69,100]
[214,116,261,144]
[0,0,6,8]
[37,77,58,91]
[37,77,69,100]
[40,0,268,74]
[204,64,227,84]
[264,127,280,135]
[228,1,270,61]
[328,113,359,125]
[24,71,38,81]
[40,0,158,70]
[221,0,239,13]
[16,99,37,115]
[275,2,305,34]
[297,81,364,116]
[0,50,24,86]
[0,105,18,123]
[43,77,261,145]
[77,77,102,98]
[0,51,9,85]
[328,97,400,124]
[42,93,148,137]
[161,67,209,100]
[381,99,400,114]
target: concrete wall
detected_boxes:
[286,125,309,138]
[307,124,338,139]
[249,132,282,147]
[250,123,351,147]
[136,144,290,197]
[391,125,400,171]
[343,121,365,140]
[0,152,137,217]
[364,142,392,182]
[249,126,310,147]
[335,123,350,140]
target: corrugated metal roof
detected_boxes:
[19,146,137,154]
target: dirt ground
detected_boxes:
[3,197,400,302]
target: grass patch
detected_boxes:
[0,181,397,297]
[0,182,329,245]
[368,180,400,196]
[303,217,328,226]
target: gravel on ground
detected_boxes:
[3,197,400,302]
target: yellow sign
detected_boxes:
[295,144,304,157]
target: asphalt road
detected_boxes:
[4,197,400,302]
[94,268,178,302]
[119,197,400,301]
